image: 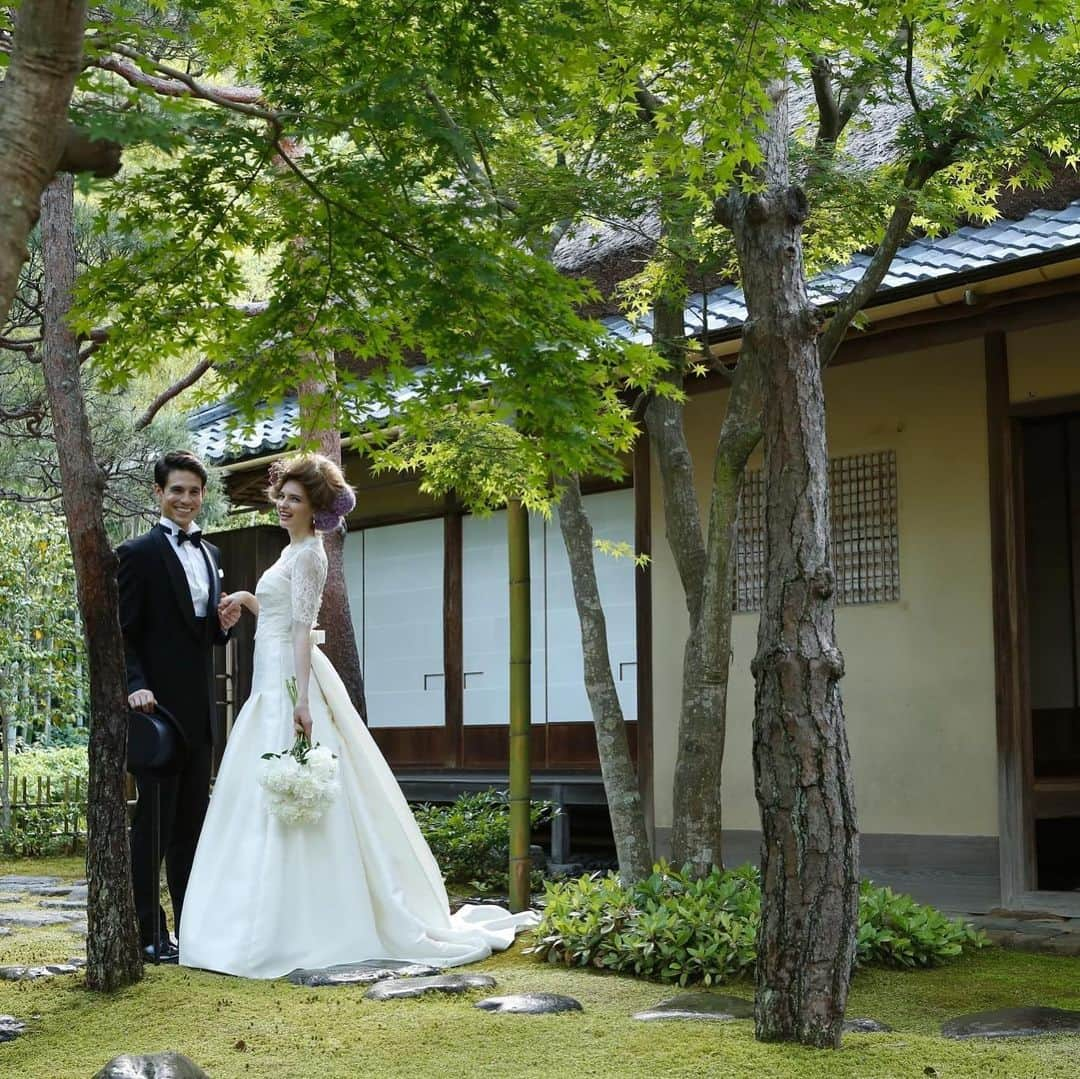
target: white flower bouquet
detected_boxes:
[258,678,340,825]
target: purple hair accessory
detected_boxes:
[313,486,356,532]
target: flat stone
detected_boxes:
[844,1017,893,1034]
[476,993,583,1015]
[633,993,754,1022]
[0,960,85,981]
[39,899,87,910]
[942,1006,1080,1040]
[285,960,440,987]
[27,886,73,898]
[973,917,1066,937]
[0,1015,27,1043]
[66,921,89,936]
[0,895,22,903]
[0,909,82,928]
[92,1051,210,1078]
[0,875,61,890]
[1040,935,1080,958]
[364,973,497,1001]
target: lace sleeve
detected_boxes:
[290,544,328,627]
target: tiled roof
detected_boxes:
[599,201,1080,346]
[190,200,1080,465]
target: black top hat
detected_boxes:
[127,704,189,778]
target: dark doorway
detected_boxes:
[1021,414,1080,890]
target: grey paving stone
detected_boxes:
[39,899,87,910]
[0,1015,27,1043]
[364,973,497,1001]
[942,1006,1080,1040]
[285,960,440,987]
[633,993,754,1022]
[476,993,583,1015]
[92,1051,210,1078]
[843,1018,892,1034]
[0,909,82,928]
[0,875,61,887]
[0,959,85,981]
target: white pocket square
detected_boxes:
[218,568,225,578]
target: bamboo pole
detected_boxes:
[507,498,532,912]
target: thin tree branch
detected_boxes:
[420,81,519,215]
[90,46,280,128]
[133,358,212,430]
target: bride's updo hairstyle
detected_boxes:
[267,454,357,532]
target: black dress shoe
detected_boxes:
[143,939,179,964]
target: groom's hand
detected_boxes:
[129,689,157,713]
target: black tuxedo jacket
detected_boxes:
[117,526,228,746]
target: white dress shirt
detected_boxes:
[159,516,211,617]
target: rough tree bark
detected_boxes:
[557,475,652,882]
[0,2,87,319]
[644,301,762,876]
[40,174,143,991]
[729,80,859,1048]
[298,376,368,719]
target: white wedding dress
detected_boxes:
[180,536,538,978]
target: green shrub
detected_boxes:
[412,789,555,892]
[528,863,986,987]
[857,879,986,967]
[0,804,82,857]
[2,745,88,856]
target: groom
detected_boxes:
[118,450,239,962]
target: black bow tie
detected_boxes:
[176,529,202,548]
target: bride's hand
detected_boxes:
[293,703,313,740]
[218,593,243,629]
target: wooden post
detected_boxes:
[507,499,532,912]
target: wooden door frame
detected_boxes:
[985,331,1037,905]
[987,334,1080,913]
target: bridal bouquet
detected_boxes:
[258,678,340,825]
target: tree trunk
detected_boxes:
[39,174,142,991]
[506,499,532,911]
[0,2,88,319]
[557,475,651,882]
[298,376,368,720]
[732,81,858,1048]
[645,299,761,877]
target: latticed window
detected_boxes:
[733,450,900,612]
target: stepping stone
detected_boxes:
[476,993,583,1015]
[365,973,497,1001]
[0,895,22,904]
[0,1015,27,1044]
[66,921,89,936]
[844,1018,892,1034]
[0,960,85,981]
[0,876,61,890]
[27,886,73,898]
[633,993,754,1021]
[0,910,82,928]
[942,1006,1080,1040]
[0,927,10,937]
[92,1051,210,1078]
[39,899,88,910]
[285,960,440,987]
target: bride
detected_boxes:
[179,453,537,978]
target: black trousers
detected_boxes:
[130,739,212,946]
